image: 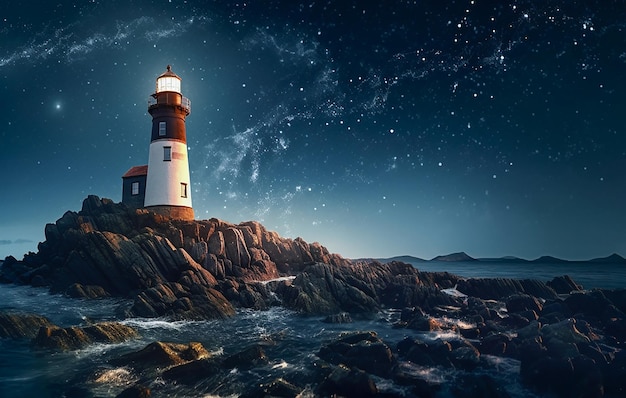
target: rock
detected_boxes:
[541,318,590,345]
[222,345,268,370]
[275,261,461,315]
[0,312,54,339]
[161,358,221,385]
[111,341,209,369]
[521,353,605,398]
[276,263,380,314]
[240,378,302,398]
[406,314,445,331]
[1,195,356,320]
[602,288,626,314]
[505,294,543,314]
[547,275,583,294]
[115,384,151,398]
[397,337,437,366]
[457,278,558,301]
[392,362,442,396]
[223,227,252,267]
[127,282,235,320]
[521,355,575,396]
[318,331,394,377]
[516,320,541,340]
[66,283,110,298]
[565,290,624,321]
[317,365,377,398]
[33,322,138,350]
[323,312,353,323]
[449,339,481,369]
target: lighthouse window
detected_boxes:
[131,182,140,195]
[181,183,188,198]
[158,121,166,136]
[163,146,172,161]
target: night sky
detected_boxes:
[2,0,626,261]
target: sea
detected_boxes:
[408,260,626,290]
[0,261,624,398]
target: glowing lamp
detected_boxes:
[156,65,181,93]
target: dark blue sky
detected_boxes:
[2,0,626,260]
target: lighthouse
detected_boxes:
[122,65,194,220]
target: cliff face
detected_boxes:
[0,195,350,319]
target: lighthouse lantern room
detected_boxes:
[122,65,194,220]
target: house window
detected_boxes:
[163,146,171,161]
[181,183,188,198]
[131,181,140,195]
[159,121,166,136]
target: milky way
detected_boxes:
[2,1,626,260]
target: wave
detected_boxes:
[120,318,200,331]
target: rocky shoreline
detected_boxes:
[1,196,625,397]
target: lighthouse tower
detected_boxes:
[142,65,194,220]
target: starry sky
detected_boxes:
[2,0,626,261]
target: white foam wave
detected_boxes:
[441,287,468,298]
[397,361,448,384]
[92,367,136,385]
[74,342,128,359]
[210,347,224,357]
[120,318,198,330]
[271,360,290,370]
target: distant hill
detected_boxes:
[354,255,426,264]
[431,252,477,262]
[384,255,427,263]
[478,256,529,263]
[589,253,626,264]
[358,253,626,265]
[531,255,570,264]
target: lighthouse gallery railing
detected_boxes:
[148,95,191,114]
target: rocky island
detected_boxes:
[1,195,626,397]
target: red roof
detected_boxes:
[122,165,148,178]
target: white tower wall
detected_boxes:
[144,139,192,208]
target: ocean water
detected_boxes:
[2,260,624,397]
[410,261,626,290]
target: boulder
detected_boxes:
[318,331,394,377]
[449,339,481,369]
[161,358,221,385]
[111,341,209,370]
[222,344,268,369]
[33,322,138,350]
[505,294,543,314]
[317,365,377,398]
[541,318,590,345]
[115,385,151,398]
[66,283,110,298]
[564,290,624,321]
[547,275,583,294]
[0,312,54,339]
[397,337,438,367]
[241,378,302,398]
